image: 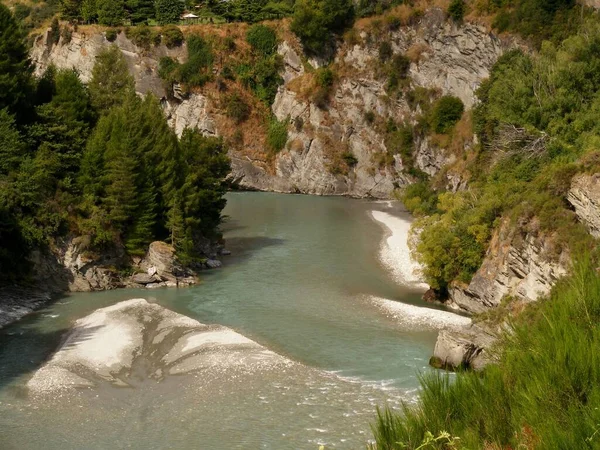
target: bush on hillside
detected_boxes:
[447,0,466,22]
[430,95,464,133]
[105,28,118,42]
[267,117,288,153]
[162,25,184,48]
[291,0,355,55]
[224,92,250,123]
[372,256,600,449]
[246,24,278,56]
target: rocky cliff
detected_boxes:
[31,9,506,198]
[447,218,570,315]
[568,173,600,238]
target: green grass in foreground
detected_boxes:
[371,256,600,449]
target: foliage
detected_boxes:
[105,28,118,41]
[378,41,393,62]
[88,45,136,112]
[386,53,410,92]
[372,256,600,449]
[404,22,600,291]
[246,24,278,56]
[342,151,358,166]
[0,19,230,280]
[126,25,157,49]
[155,0,184,25]
[207,0,292,23]
[177,34,214,85]
[267,117,288,153]
[311,67,335,108]
[224,92,250,123]
[447,0,466,22]
[430,96,464,134]
[161,25,183,48]
[49,17,60,45]
[127,0,155,24]
[96,0,125,25]
[236,55,283,105]
[81,0,97,23]
[490,0,582,48]
[291,0,355,55]
[0,3,34,122]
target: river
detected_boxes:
[0,192,467,449]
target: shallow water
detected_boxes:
[0,192,461,449]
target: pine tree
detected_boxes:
[0,3,34,123]
[96,0,125,27]
[29,69,96,179]
[0,109,28,175]
[81,0,98,23]
[155,0,184,25]
[103,116,138,227]
[61,0,83,21]
[89,45,135,112]
[125,177,157,255]
[127,0,155,24]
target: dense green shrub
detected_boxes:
[246,24,278,56]
[267,117,288,153]
[96,0,124,26]
[430,95,464,133]
[126,25,155,49]
[378,41,393,62]
[372,256,600,449]
[176,35,214,86]
[342,151,358,166]
[161,25,184,48]
[447,0,466,22]
[491,0,581,47]
[105,28,118,42]
[224,92,250,123]
[13,3,32,21]
[236,55,283,105]
[291,0,355,55]
[49,17,60,45]
[155,0,183,25]
[158,56,178,82]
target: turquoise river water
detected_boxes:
[0,192,464,449]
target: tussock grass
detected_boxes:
[372,256,600,449]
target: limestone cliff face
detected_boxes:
[31,9,505,198]
[448,219,570,314]
[568,173,600,238]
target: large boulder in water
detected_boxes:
[28,299,286,394]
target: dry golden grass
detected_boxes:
[406,42,431,63]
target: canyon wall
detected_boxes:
[31,9,505,198]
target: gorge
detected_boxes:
[2,0,600,447]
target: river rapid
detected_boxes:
[0,192,468,449]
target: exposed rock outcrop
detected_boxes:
[430,324,496,371]
[448,219,569,314]
[28,299,287,394]
[568,173,600,238]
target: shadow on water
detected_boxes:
[0,291,79,393]
[224,236,284,264]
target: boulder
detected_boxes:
[140,241,182,280]
[430,325,496,371]
[205,259,222,269]
[130,272,159,285]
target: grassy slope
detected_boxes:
[372,256,600,449]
